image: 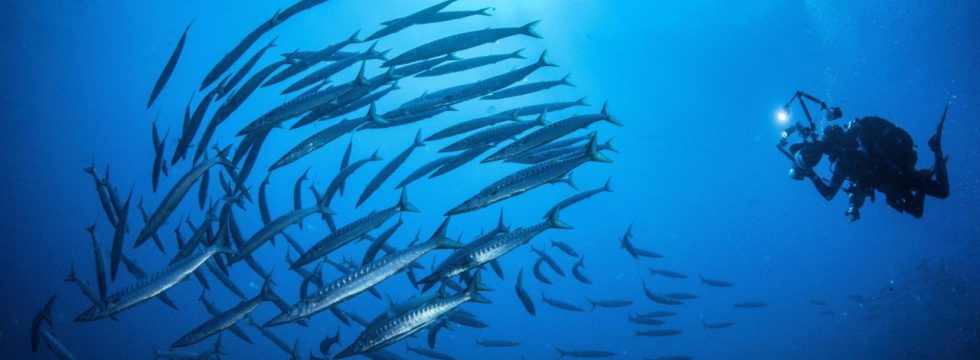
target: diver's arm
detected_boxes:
[808,167,845,201]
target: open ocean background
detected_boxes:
[1,1,979,359]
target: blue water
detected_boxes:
[2,1,979,359]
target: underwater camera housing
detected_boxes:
[776,91,841,179]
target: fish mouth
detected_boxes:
[444,203,469,216]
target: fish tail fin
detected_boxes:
[699,274,705,284]
[555,347,567,359]
[259,272,276,301]
[521,20,543,39]
[603,177,613,192]
[64,262,77,283]
[563,171,578,190]
[349,29,362,43]
[585,133,613,163]
[211,230,234,255]
[430,218,463,249]
[496,208,508,232]
[547,209,574,229]
[536,50,556,67]
[479,7,493,16]
[600,101,623,126]
[602,138,619,154]
[577,96,589,106]
[536,109,549,125]
[512,48,527,59]
[588,298,596,311]
[702,318,708,329]
[41,294,56,325]
[366,102,388,124]
[561,73,575,87]
[213,333,227,355]
[413,129,425,148]
[354,61,369,86]
[83,159,96,175]
[396,188,421,213]
[465,272,491,304]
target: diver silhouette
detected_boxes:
[777,91,950,222]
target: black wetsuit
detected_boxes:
[806,116,948,220]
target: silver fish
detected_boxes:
[135,147,233,248]
[447,134,611,215]
[483,102,620,162]
[75,239,232,322]
[335,276,490,358]
[293,189,419,268]
[417,49,524,77]
[482,73,573,100]
[383,21,541,67]
[357,130,425,207]
[171,277,274,348]
[266,218,459,327]
[420,211,571,289]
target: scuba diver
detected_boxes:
[777,91,950,222]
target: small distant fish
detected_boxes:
[648,268,688,279]
[819,310,835,315]
[531,245,565,277]
[699,274,733,288]
[628,314,665,325]
[571,256,592,285]
[702,320,735,330]
[848,294,866,303]
[533,258,552,285]
[476,338,521,347]
[551,239,579,257]
[642,281,684,306]
[555,348,618,358]
[635,329,683,337]
[620,223,663,259]
[515,268,536,316]
[664,293,699,301]
[148,20,192,108]
[541,292,585,312]
[588,298,633,310]
[734,302,767,309]
[636,311,677,318]
[644,356,693,360]
[809,299,827,306]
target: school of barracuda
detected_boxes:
[28,1,760,359]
